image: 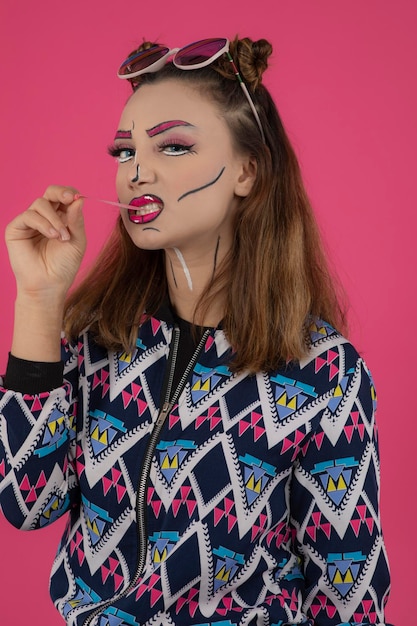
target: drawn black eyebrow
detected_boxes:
[177,167,226,202]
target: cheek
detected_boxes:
[115,167,125,195]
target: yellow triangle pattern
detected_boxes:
[327,475,347,492]
[246,474,262,494]
[87,518,100,537]
[48,416,65,436]
[215,565,230,583]
[334,385,343,397]
[43,498,59,519]
[91,427,108,445]
[277,393,298,410]
[333,569,354,584]
[192,379,211,392]
[161,454,178,470]
[154,548,168,563]
[119,352,132,363]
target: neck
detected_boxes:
[164,237,227,327]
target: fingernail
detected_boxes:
[60,228,71,241]
[62,191,73,200]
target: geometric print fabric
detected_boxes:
[0,315,393,625]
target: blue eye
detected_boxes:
[159,142,196,156]
[107,145,136,163]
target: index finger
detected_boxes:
[42,185,81,206]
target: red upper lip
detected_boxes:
[129,195,163,208]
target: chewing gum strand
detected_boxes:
[73,194,132,210]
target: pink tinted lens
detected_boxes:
[118,45,170,76]
[174,38,227,67]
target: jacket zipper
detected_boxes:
[82,325,210,625]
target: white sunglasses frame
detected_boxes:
[117,38,266,143]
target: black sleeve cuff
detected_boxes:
[3,353,64,394]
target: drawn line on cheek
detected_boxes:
[169,258,178,288]
[212,236,221,281]
[177,166,226,202]
[174,248,193,291]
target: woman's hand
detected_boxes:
[5,185,87,362]
[5,185,86,300]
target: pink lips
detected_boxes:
[128,195,163,224]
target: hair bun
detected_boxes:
[231,37,273,91]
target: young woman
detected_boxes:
[0,37,392,625]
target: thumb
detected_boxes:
[66,197,86,245]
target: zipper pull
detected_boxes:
[158,401,174,422]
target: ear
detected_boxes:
[234,156,257,197]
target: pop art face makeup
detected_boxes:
[112,80,255,256]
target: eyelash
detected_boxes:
[157,140,196,156]
[107,145,135,163]
[107,140,196,163]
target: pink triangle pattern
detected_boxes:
[168,404,181,429]
[135,572,163,607]
[69,530,85,566]
[175,587,199,617]
[350,504,375,537]
[151,318,162,336]
[251,511,269,541]
[215,594,243,616]
[205,335,214,352]
[101,466,127,503]
[238,410,266,442]
[195,405,222,431]
[122,382,143,409]
[353,598,377,624]
[265,521,291,550]
[29,395,45,413]
[301,430,325,456]
[75,443,85,477]
[147,487,163,518]
[77,341,85,369]
[269,588,299,612]
[213,496,238,533]
[101,556,124,591]
[314,349,339,381]
[171,485,197,518]
[19,471,47,503]
[344,409,366,443]
[280,427,307,460]
[309,594,338,619]
[92,368,110,398]
[306,510,332,542]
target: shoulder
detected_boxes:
[306,319,366,371]
[301,318,376,416]
[274,319,374,405]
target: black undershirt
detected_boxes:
[170,312,211,395]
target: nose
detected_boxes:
[127,156,156,187]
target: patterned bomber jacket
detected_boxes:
[0,314,392,626]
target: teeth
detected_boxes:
[131,203,161,216]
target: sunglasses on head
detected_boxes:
[117,37,266,143]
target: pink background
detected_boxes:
[0,0,414,623]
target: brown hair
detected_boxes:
[64,36,347,372]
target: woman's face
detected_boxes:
[112,79,254,257]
